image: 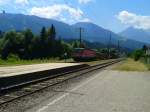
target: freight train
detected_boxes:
[72,48,119,61]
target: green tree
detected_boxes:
[23,29,34,45]
[142,45,147,54]
[29,36,42,59]
[47,25,56,41]
[47,27,52,40]
[0,30,3,38]
[72,41,80,48]
[61,41,73,58]
[40,27,47,42]
[133,49,144,61]
[51,24,56,40]
[21,29,34,59]
[0,27,74,60]
[100,48,108,54]
[1,39,11,59]
[110,48,118,58]
[0,31,24,59]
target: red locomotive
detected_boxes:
[72,48,97,61]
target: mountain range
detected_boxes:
[0,13,149,50]
[120,27,150,44]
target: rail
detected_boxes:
[0,59,123,105]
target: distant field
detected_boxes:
[0,58,74,67]
[114,58,148,71]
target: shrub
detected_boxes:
[133,50,144,61]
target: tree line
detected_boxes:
[0,25,77,60]
[128,45,150,62]
[0,25,121,61]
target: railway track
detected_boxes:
[0,59,123,106]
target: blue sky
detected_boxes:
[0,0,150,33]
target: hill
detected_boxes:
[72,22,118,44]
[0,13,76,39]
[0,13,147,50]
[120,27,150,44]
[72,22,147,50]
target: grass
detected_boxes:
[148,64,150,70]
[0,58,74,67]
[114,58,148,71]
[145,63,150,70]
[0,57,112,67]
[140,58,150,71]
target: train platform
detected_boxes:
[0,63,88,89]
[0,63,82,77]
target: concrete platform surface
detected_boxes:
[0,63,80,77]
[28,70,150,112]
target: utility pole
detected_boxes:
[117,40,120,57]
[118,40,120,52]
[108,32,112,58]
[78,27,84,48]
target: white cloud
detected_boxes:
[30,4,90,24]
[79,0,93,4]
[15,0,29,5]
[117,10,150,30]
